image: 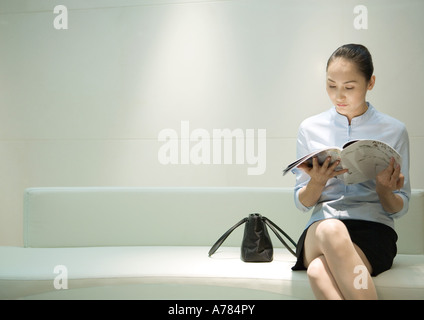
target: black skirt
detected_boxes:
[291,219,398,276]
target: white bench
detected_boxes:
[1,187,423,299]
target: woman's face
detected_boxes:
[326,57,375,123]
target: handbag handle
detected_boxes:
[263,217,297,257]
[208,215,298,257]
[208,217,247,257]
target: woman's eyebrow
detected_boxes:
[327,78,357,84]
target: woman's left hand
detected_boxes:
[376,157,404,193]
[375,157,405,213]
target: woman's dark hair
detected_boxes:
[326,44,374,81]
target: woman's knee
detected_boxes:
[306,255,327,281]
[316,219,347,236]
[304,219,353,267]
[314,219,352,253]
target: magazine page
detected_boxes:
[339,140,402,184]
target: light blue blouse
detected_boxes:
[293,103,411,230]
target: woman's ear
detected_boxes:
[367,75,376,90]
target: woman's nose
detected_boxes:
[335,90,345,101]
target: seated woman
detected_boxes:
[291,44,411,300]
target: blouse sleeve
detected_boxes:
[293,126,313,212]
[389,126,411,219]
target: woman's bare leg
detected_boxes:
[306,255,343,299]
[303,219,378,300]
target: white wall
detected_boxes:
[0,0,423,245]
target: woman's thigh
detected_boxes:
[352,243,373,274]
[302,219,372,273]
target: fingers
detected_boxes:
[310,156,332,173]
[391,164,399,181]
[387,157,401,180]
[296,157,321,173]
[377,157,404,192]
[397,173,405,190]
[392,162,403,189]
[324,157,348,177]
[312,156,320,168]
[333,166,349,177]
[388,157,395,170]
[297,161,312,170]
[382,157,398,176]
[315,156,334,170]
[298,156,347,178]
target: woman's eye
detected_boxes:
[346,87,354,90]
[329,86,336,89]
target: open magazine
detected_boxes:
[283,139,402,185]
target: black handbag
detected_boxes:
[208,213,297,262]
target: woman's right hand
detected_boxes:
[297,156,348,186]
[297,157,349,208]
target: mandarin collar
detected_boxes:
[332,102,374,126]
